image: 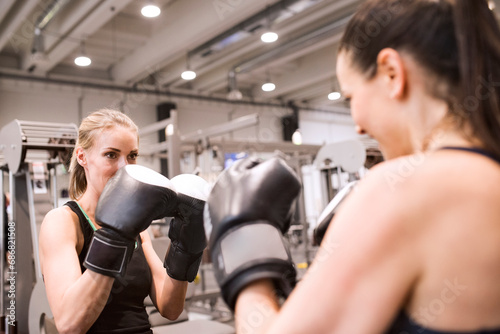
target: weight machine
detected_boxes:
[0,119,77,334]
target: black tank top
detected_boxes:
[65,201,153,334]
[387,146,500,334]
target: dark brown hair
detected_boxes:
[339,0,500,157]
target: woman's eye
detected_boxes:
[129,153,139,161]
[105,152,117,159]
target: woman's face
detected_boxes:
[80,126,139,196]
[336,51,413,159]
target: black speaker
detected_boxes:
[156,102,176,176]
[282,114,298,142]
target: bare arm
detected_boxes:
[234,160,421,333]
[40,207,114,334]
[141,231,188,320]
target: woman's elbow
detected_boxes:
[54,318,86,334]
[159,304,185,321]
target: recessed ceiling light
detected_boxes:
[262,82,276,92]
[141,4,161,18]
[328,92,341,101]
[74,56,91,67]
[181,70,196,80]
[261,31,278,43]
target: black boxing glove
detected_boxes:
[84,165,178,277]
[164,174,209,282]
[313,181,357,245]
[204,157,301,310]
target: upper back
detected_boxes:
[390,149,500,329]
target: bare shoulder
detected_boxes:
[358,150,495,203]
[349,150,500,236]
[343,154,426,213]
[380,150,500,203]
[40,205,79,246]
[321,155,428,254]
[328,154,445,240]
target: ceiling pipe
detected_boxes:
[29,0,72,71]
[0,0,40,52]
[0,72,351,116]
[0,0,16,28]
[35,0,72,31]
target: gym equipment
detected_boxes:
[313,180,357,245]
[313,139,365,208]
[0,119,77,334]
[0,120,77,173]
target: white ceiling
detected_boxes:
[0,0,362,114]
[1,0,499,115]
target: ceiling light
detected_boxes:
[262,82,276,92]
[75,40,91,67]
[328,92,341,101]
[261,31,278,43]
[181,70,196,80]
[74,55,91,67]
[292,129,302,145]
[227,89,243,101]
[227,70,243,100]
[141,4,161,17]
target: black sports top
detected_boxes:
[439,146,500,164]
[387,312,500,334]
[65,201,153,334]
[387,146,500,334]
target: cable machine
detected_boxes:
[0,119,77,334]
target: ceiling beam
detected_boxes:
[21,0,103,72]
[0,0,41,53]
[281,78,332,102]
[110,0,277,83]
[157,0,353,88]
[0,0,16,27]
[252,44,339,99]
[27,0,134,75]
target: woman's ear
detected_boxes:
[376,48,406,99]
[75,147,86,166]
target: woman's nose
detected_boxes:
[117,156,128,169]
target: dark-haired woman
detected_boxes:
[228,0,500,333]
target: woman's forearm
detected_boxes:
[235,279,281,334]
[54,271,114,334]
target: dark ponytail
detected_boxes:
[339,0,500,157]
[453,0,500,158]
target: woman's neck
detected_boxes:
[75,192,98,222]
[407,92,480,153]
[423,119,481,152]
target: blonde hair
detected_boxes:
[68,109,139,200]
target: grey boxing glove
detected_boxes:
[204,157,301,310]
[164,174,209,282]
[84,165,178,277]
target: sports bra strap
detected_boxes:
[439,146,500,164]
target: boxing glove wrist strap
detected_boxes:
[164,246,203,282]
[84,229,135,278]
[211,221,297,310]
